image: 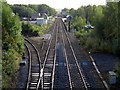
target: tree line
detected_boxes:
[67,2,120,85]
[67,3,120,56]
[10,4,57,18]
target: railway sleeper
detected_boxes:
[47,58,53,61]
[29,82,37,87]
[29,86,36,89]
[46,64,53,67]
[43,73,52,83]
[32,64,39,67]
[43,86,50,89]
[31,78,39,83]
[32,73,39,76]
[43,82,51,89]
[46,61,54,64]
[31,68,40,71]
[31,75,39,79]
[43,76,51,80]
[44,73,51,76]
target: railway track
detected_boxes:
[53,19,71,89]
[41,19,58,89]
[57,18,89,89]
[25,38,41,90]
[60,18,109,90]
[24,18,109,90]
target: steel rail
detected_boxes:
[60,19,88,90]
[60,20,73,90]
[89,55,110,90]
[25,43,31,90]
[62,18,109,90]
[51,19,59,90]
[41,19,57,89]
[25,38,41,90]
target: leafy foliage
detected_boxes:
[37,4,57,16]
[69,3,120,84]
[2,2,24,88]
[69,3,119,55]
[11,4,57,18]
[71,16,86,31]
[11,4,36,17]
[22,22,50,37]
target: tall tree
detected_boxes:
[2,2,24,88]
[69,8,76,17]
[37,4,57,16]
[11,5,36,17]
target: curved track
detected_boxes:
[25,38,41,90]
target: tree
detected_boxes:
[69,3,120,55]
[11,4,57,17]
[72,16,86,31]
[2,2,24,88]
[91,6,105,39]
[101,2,119,54]
[11,5,36,17]
[103,2,118,39]
[37,4,57,16]
[69,8,76,17]
[28,4,38,11]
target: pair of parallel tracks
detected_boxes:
[41,18,89,89]
[25,18,109,90]
[58,18,89,89]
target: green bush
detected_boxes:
[2,2,24,88]
[98,40,112,53]
[85,37,98,51]
[75,29,113,53]
[22,22,50,37]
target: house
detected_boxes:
[30,12,50,24]
[36,18,47,24]
[31,12,48,20]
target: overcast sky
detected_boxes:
[6,0,106,9]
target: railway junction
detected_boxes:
[17,18,119,90]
